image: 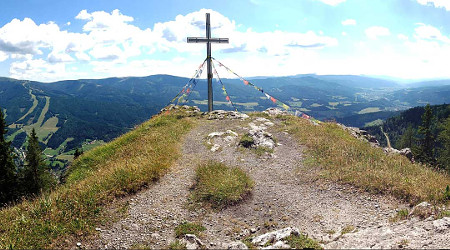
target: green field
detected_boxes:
[358,107,382,114]
[288,101,303,107]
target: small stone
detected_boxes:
[225,241,248,249]
[76,242,82,247]
[250,227,258,233]
[95,227,102,231]
[211,144,221,152]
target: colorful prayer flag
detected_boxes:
[265,93,271,99]
[270,97,277,103]
[243,80,249,85]
[282,104,290,110]
[226,96,230,101]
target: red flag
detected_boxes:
[186,88,190,94]
[270,97,276,103]
[302,113,310,119]
[243,80,249,85]
[226,96,230,101]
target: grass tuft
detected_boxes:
[0,109,195,249]
[390,209,409,222]
[168,240,187,250]
[174,222,205,238]
[281,116,450,205]
[192,161,254,208]
[239,133,254,148]
[284,233,323,250]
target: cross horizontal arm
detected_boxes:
[187,37,229,43]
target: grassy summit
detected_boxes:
[0,107,449,249]
[0,108,196,249]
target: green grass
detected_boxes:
[285,234,323,250]
[358,107,381,114]
[282,115,450,204]
[390,209,409,222]
[0,109,196,249]
[192,161,254,208]
[239,133,254,148]
[341,225,355,235]
[174,222,205,238]
[168,240,187,250]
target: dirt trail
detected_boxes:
[88,115,420,249]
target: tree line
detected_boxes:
[366,104,450,171]
[0,108,57,206]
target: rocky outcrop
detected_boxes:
[207,110,249,120]
[159,104,202,116]
[246,119,276,150]
[384,147,415,163]
[207,130,239,152]
[263,108,289,116]
[337,124,380,147]
[179,234,205,250]
[337,123,416,162]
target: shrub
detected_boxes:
[285,234,323,250]
[239,133,254,148]
[192,161,253,208]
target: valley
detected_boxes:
[1,74,450,170]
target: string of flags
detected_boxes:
[167,57,321,124]
[170,59,207,105]
[211,60,238,111]
[212,57,290,111]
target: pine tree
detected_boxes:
[396,124,415,149]
[23,128,55,195]
[74,147,83,159]
[438,117,450,171]
[0,108,17,205]
[416,104,435,164]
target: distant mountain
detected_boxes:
[405,80,450,89]
[2,74,450,169]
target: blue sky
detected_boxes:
[0,0,450,82]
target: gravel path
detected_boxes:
[87,115,442,249]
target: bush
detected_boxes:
[192,161,253,208]
[239,133,254,148]
[285,234,323,250]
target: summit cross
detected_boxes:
[187,13,229,112]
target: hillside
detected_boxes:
[0,106,449,249]
[365,104,450,149]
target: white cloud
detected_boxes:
[365,26,390,39]
[341,19,356,26]
[397,34,409,40]
[414,23,450,43]
[417,0,450,11]
[0,51,8,62]
[0,8,337,81]
[317,0,347,6]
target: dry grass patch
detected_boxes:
[192,161,254,208]
[0,110,196,249]
[281,116,450,204]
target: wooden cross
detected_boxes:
[187,13,229,112]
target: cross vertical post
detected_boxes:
[187,13,229,112]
